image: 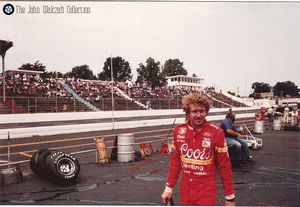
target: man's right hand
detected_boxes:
[161,191,173,205]
[237,134,246,139]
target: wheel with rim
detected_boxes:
[46,151,80,183]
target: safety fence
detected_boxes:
[0,96,246,114]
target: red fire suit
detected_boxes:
[165,120,235,206]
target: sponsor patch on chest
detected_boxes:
[177,134,185,139]
[202,138,211,148]
[178,127,187,135]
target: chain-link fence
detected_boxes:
[0,96,240,114]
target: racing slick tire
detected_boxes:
[46,151,80,184]
[36,149,52,178]
[30,148,49,177]
[134,151,143,161]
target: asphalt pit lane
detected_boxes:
[129,166,141,172]
[76,183,98,191]
[140,159,155,164]
[134,172,165,182]
[10,199,35,204]
[2,170,163,204]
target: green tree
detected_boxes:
[18,61,46,72]
[160,59,187,85]
[251,82,272,93]
[136,57,164,88]
[273,81,299,97]
[227,91,236,96]
[161,59,187,77]
[65,65,96,80]
[98,56,132,81]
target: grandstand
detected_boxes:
[0,71,248,114]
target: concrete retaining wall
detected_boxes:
[0,107,258,139]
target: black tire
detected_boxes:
[36,149,51,178]
[30,148,49,176]
[134,151,143,161]
[46,151,80,183]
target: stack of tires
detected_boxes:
[30,149,80,184]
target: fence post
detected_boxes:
[73,98,76,112]
[12,98,14,114]
[159,99,161,109]
[35,97,37,113]
[27,98,30,113]
[102,98,104,111]
[7,131,10,169]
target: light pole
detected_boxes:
[0,40,13,102]
[111,55,115,130]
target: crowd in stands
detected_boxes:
[64,78,114,101]
[1,71,71,98]
[118,84,200,100]
[0,71,246,113]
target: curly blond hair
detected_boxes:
[182,93,211,114]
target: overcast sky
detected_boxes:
[1,1,299,96]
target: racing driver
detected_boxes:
[161,93,235,206]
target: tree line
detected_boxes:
[18,57,189,89]
[250,81,299,98]
[17,57,299,98]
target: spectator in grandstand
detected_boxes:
[53,106,58,112]
[63,104,68,112]
[146,100,151,110]
[221,112,255,165]
[161,94,235,206]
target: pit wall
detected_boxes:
[0,107,259,139]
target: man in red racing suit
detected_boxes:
[161,94,235,206]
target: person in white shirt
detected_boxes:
[267,107,274,122]
[283,105,290,123]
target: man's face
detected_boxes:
[188,103,208,128]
